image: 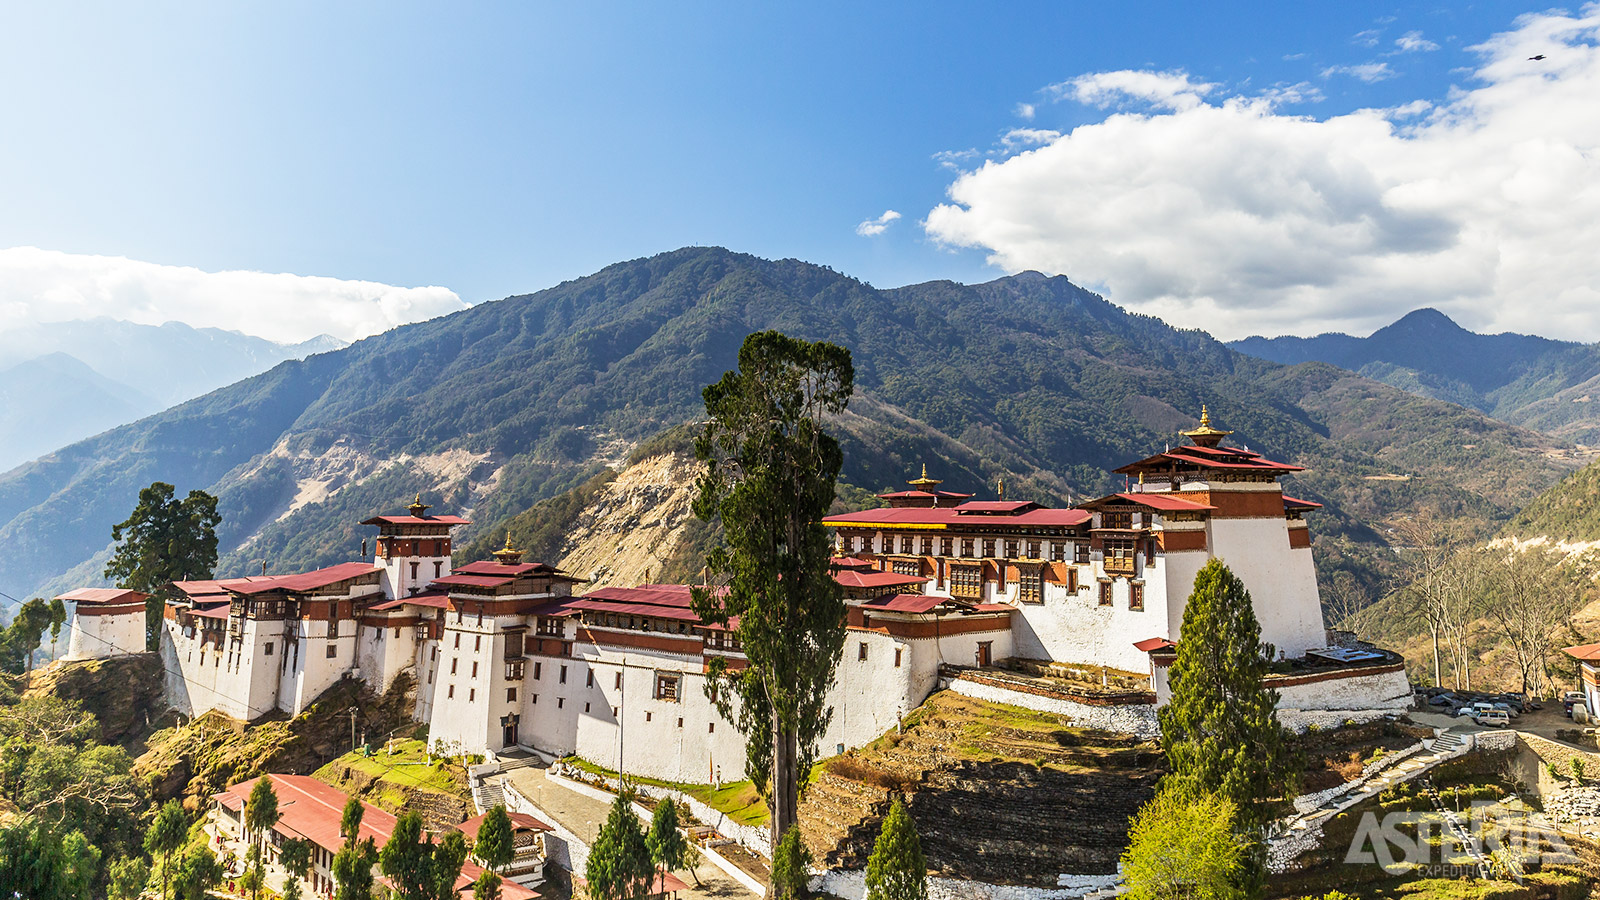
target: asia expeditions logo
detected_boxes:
[1345,798,1577,879]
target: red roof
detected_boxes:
[190,603,232,620]
[1565,642,1600,662]
[56,587,149,605]
[1283,496,1323,510]
[860,593,944,614]
[1133,637,1176,653]
[360,515,471,526]
[823,504,1090,528]
[1115,444,1305,476]
[368,590,452,611]
[230,562,380,596]
[833,570,925,590]
[217,776,535,900]
[830,556,876,570]
[1080,493,1217,513]
[432,573,522,589]
[455,560,560,577]
[457,810,553,840]
[569,584,736,629]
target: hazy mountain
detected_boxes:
[0,353,155,473]
[0,318,345,474]
[1230,309,1600,444]
[0,248,1580,609]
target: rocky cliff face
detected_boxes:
[23,653,167,748]
[553,452,702,589]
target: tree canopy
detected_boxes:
[0,596,67,674]
[0,818,101,900]
[646,797,689,881]
[864,799,925,900]
[103,481,220,649]
[1120,783,1248,900]
[379,810,469,900]
[586,793,654,900]
[474,804,514,871]
[691,330,853,845]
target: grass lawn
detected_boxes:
[315,738,466,797]
[563,756,776,828]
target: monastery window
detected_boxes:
[615,672,623,690]
[858,642,869,661]
[1068,567,1079,593]
[477,611,484,627]
[892,559,919,578]
[451,658,458,675]
[559,665,568,684]
[894,648,903,668]
[328,620,339,638]
[264,642,274,656]
[448,685,455,699]
[558,697,564,709]
[472,662,479,678]
[961,539,974,558]
[469,689,476,703]
[431,647,438,661]
[434,561,443,578]
[455,633,461,649]
[531,694,537,704]
[586,670,594,688]
[475,635,482,653]
[1102,511,1133,530]
[982,539,996,558]
[1052,542,1065,562]
[646,712,652,722]
[1028,541,1041,559]
[1004,541,1019,559]
[1130,583,1145,612]
[941,537,953,556]
[950,564,982,600]
[585,702,590,713]
[656,673,681,701]
[215,655,221,668]
[1098,582,1113,607]
[505,632,524,659]
[533,662,542,680]
[1075,542,1091,564]
[678,718,684,728]
[1018,567,1044,604]
[410,562,420,581]
[900,535,914,554]
[921,537,933,556]
[840,534,853,554]
[709,723,715,734]
[326,644,337,659]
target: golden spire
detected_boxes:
[493,530,524,564]
[907,463,942,490]
[407,493,430,517]
[998,478,1006,501]
[1181,405,1234,448]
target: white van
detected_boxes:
[1474,708,1510,727]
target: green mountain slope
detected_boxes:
[1230,308,1600,444]
[1502,456,1600,545]
[0,248,1581,606]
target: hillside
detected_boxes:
[1504,455,1600,547]
[0,248,1583,607]
[1231,308,1600,444]
[0,354,154,473]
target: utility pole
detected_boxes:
[346,707,359,753]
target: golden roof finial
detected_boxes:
[1181,405,1234,448]
[503,530,514,551]
[493,530,523,563]
[407,493,429,517]
[998,478,1006,501]
[907,463,942,490]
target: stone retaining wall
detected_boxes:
[946,675,1160,739]
[811,868,1119,900]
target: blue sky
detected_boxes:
[3,1,1595,342]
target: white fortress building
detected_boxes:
[65,413,1410,781]
[59,587,150,659]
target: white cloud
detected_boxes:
[1001,128,1063,149]
[1395,30,1441,52]
[1015,102,1036,120]
[0,247,467,344]
[923,6,1600,342]
[1258,81,1325,106]
[932,149,980,171]
[855,210,902,237]
[1322,62,1396,82]
[1049,69,1217,112]
[1353,29,1383,48]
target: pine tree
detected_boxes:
[334,796,376,900]
[769,825,813,900]
[1120,783,1247,900]
[864,799,924,900]
[379,811,470,900]
[646,798,689,883]
[691,331,854,849]
[145,799,188,900]
[586,794,654,900]
[1158,559,1297,828]
[473,870,503,900]
[103,481,221,650]
[244,776,280,852]
[474,804,515,871]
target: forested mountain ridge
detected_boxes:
[0,247,1582,607]
[1230,308,1600,444]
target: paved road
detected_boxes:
[496,767,758,900]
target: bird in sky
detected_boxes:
[1529,54,1547,60]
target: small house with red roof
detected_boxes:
[59,587,149,659]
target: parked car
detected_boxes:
[1564,692,1587,717]
[1491,702,1521,719]
[1474,709,1511,727]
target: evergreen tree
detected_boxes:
[103,481,220,650]
[0,820,100,900]
[244,776,280,851]
[334,795,377,900]
[379,810,470,900]
[864,799,924,900]
[107,855,152,900]
[1120,783,1247,900]
[646,798,689,883]
[145,799,189,900]
[474,804,515,871]
[585,794,654,900]
[280,836,314,882]
[769,825,813,900]
[0,597,66,674]
[169,843,222,900]
[691,331,854,847]
[1158,559,1297,829]
[473,869,504,900]
[284,877,305,900]
[341,794,365,844]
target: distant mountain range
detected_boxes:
[1230,309,1600,445]
[0,319,344,473]
[0,249,1583,609]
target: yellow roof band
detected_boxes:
[820,521,949,530]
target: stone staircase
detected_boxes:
[474,777,506,814]
[1420,777,1491,878]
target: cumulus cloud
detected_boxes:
[1002,128,1063,149]
[1015,102,1036,120]
[855,210,902,237]
[1050,69,1217,112]
[923,6,1600,341]
[0,247,467,344]
[1322,62,1396,82]
[1395,30,1441,52]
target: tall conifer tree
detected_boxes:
[691,330,854,847]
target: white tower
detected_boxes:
[362,495,470,599]
[61,588,150,659]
